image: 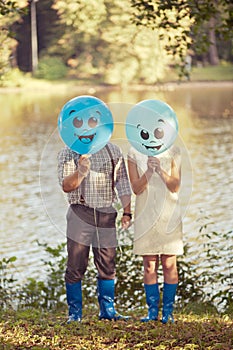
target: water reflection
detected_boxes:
[0,84,232,284]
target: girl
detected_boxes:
[128,145,183,323]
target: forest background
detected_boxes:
[0,1,233,349]
[1,2,232,306]
[0,0,232,87]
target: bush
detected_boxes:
[35,56,68,80]
[0,256,17,309]
[0,68,25,87]
[0,222,232,315]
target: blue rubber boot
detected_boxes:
[141,283,160,322]
[161,283,177,324]
[66,281,82,323]
[97,279,130,321]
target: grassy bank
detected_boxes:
[1,63,232,92]
[163,62,233,83]
[0,307,232,350]
[189,63,233,82]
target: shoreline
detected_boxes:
[0,80,232,94]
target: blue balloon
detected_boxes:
[125,99,178,156]
[58,95,114,154]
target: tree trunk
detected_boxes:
[208,17,219,65]
[31,0,38,73]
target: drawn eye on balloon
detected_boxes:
[58,95,114,154]
[125,99,178,156]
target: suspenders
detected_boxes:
[105,144,115,193]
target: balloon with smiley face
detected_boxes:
[58,95,114,154]
[125,99,178,156]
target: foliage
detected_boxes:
[0,67,25,87]
[193,217,233,312]
[0,308,232,349]
[53,0,106,34]
[0,256,17,309]
[131,0,233,65]
[51,0,172,84]
[115,242,144,310]
[0,1,27,80]
[34,56,68,80]
[1,219,232,315]
[1,0,232,83]
[0,29,14,80]
[16,241,67,309]
[131,0,192,63]
[0,200,232,314]
[115,215,233,313]
[0,0,23,16]
[11,0,64,72]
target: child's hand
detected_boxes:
[147,156,160,173]
[78,155,91,177]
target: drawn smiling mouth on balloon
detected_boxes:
[75,133,96,144]
[143,144,162,151]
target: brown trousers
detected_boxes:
[65,204,117,284]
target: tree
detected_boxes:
[52,0,174,84]
[0,0,27,80]
[0,0,20,15]
[130,0,233,66]
[12,0,63,72]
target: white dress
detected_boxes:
[128,146,183,256]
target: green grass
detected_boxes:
[162,62,233,83]
[1,63,232,92]
[0,307,232,349]
[190,62,233,82]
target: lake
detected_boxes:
[0,82,232,285]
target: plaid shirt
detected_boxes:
[57,143,131,208]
